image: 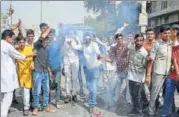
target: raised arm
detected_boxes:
[99,47,115,63]
[115,22,129,34]
[8,45,36,60]
[41,27,51,39]
[71,37,82,50]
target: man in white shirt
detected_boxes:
[63,31,82,103]
[81,33,102,114]
[1,30,36,117]
[147,25,172,117]
[127,33,148,117]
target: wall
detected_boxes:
[148,1,179,29]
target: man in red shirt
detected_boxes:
[143,28,156,54]
[162,31,179,117]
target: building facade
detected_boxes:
[147,1,179,34]
[139,1,148,34]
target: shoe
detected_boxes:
[127,101,132,106]
[127,109,138,116]
[138,110,144,117]
[80,89,85,97]
[38,104,43,111]
[56,100,64,109]
[64,95,71,103]
[158,103,163,108]
[142,103,149,111]
[23,110,29,116]
[149,114,155,117]
[32,109,38,116]
[12,99,18,104]
[89,106,94,114]
[72,95,78,103]
[30,104,33,111]
[44,107,55,113]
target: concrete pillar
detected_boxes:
[138,1,148,34]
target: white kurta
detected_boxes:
[62,36,82,95]
[83,41,102,69]
[1,40,25,93]
[63,36,82,64]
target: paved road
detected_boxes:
[8,76,179,117]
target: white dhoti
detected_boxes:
[1,92,13,117]
[64,59,79,96]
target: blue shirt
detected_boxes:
[46,38,62,71]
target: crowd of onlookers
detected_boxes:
[1,22,179,117]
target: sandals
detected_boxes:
[23,110,29,116]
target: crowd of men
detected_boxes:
[1,22,179,117]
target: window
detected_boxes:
[155,19,158,26]
[164,15,169,24]
[152,1,157,12]
[161,1,168,10]
[146,1,152,13]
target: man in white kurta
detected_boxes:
[1,30,34,117]
[63,35,82,103]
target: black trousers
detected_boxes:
[129,80,147,112]
[30,89,33,103]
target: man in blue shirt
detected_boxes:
[81,33,102,114]
[46,29,63,108]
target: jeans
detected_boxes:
[110,73,129,103]
[23,88,30,110]
[162,78,179,117]
[78,64,83,89]
[122,79,132,103]
[51,69,61,102]
[33,71,50,109]
[84,67,100,106]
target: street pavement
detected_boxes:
[8,75,179,117]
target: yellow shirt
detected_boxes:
[17,46,34,88]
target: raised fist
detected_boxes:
[124,22,129,28]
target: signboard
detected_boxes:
[139,13,148,26]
